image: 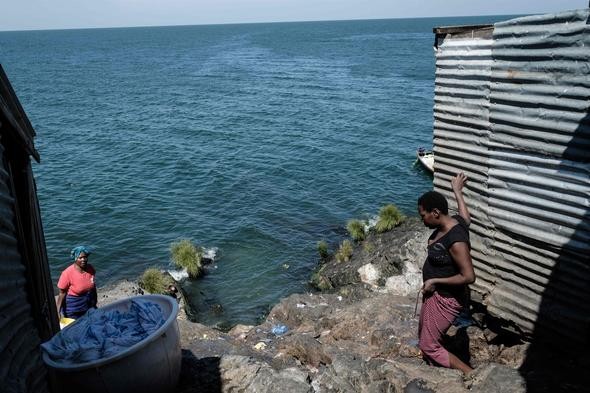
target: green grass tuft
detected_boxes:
[335,240,353,263]
[170,239,203,278]
[317,240,329,260]
[140,268,170,294]
[346,219,366,241]
[310,265,333,291]
[375,204,405,233]
[363,241,375,254]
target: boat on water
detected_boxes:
[417,148,434,173]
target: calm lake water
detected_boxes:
[0,15,510,328]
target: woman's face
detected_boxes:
[75,253,89,269]
[418,205,440,229]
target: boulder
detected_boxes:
[384,273,422,296]
[358,263,381,286]
[228,324,254,340]
[277,334,332,367]
[98,279,144,305]
[313,218,430,290]
[219,355,312,393]
[468,363,526,393]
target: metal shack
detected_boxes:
[0,65,59,392]
[432,8,589,348]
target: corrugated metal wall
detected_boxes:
[0,142,50,393]
[433,9,590,347]
[432,25,498,306]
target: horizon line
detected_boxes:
[0,13,526,34]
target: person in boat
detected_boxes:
[55,246,97,319]
[417,172,475,374]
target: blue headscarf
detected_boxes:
[71,246,91,261]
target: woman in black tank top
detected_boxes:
[416,173,475,374]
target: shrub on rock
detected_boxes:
[346,219,366,241]
[335,240,353,263]
[317,240,329,261]
[375,204,404,233]
[310,265,333,290]
[171,239,203,278]
[140,268,171,294]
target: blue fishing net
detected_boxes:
[42,299,166,364]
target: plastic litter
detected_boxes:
[59,317,75,329]
[271,324,288,336]
[453,309,473,329]
[254,342,267,350]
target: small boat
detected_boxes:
[417,148,434,173]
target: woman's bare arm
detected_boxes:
[422,242,475,293]
[451,172,471,226]
[56,289,66,314]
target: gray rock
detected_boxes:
[277,334,332,367]
[358,263,382,287]
[311,218,429,291]
[404,379,435,393]
[365,380,397,393]
[468,363,526,393]
[219,355,312,393]
[98,279,144,305]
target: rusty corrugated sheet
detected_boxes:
[433,9,590,346]
[0,143,50,393]
[432,24,497,302]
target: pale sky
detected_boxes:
[1,0,587,31]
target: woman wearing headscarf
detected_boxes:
[55,246,97,319]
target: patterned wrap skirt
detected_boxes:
[418,291,462,367]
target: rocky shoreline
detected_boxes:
[98,218,556,392]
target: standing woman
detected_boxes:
[55,246,97,319]
[417,173,475,374]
